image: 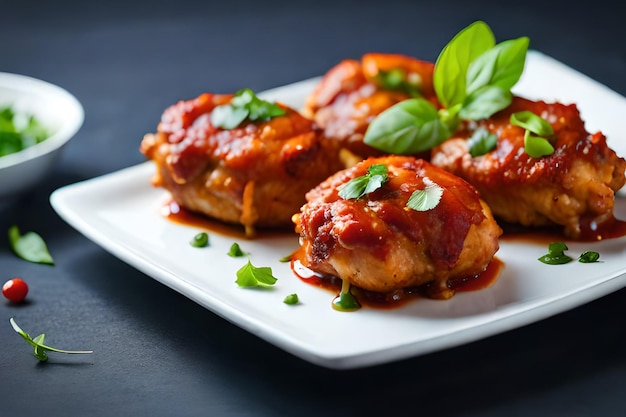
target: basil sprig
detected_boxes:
[211,88,285,130]
[364,21,529,155]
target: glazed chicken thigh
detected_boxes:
[431,97,626,239]
[294,155,502,299]
[303,53,437,160]
[141,92,344,236]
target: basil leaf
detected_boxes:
[210,88,285,130]
[434,21,495,109]
[460,85,512,120]
[338,163,388,200]
[468,127,498,157]
[210,105,249,130]
[337,176,370,200]
[363,98,450,154]
[235,259,278,288]
[510,111,554,137]
[524,132,555,158]
[511,112,555,157]
[8,225,55,265]
[466,37,530,96]
[374,68,422,97]
[406,177,443,211]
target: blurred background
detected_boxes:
[5,0,625,177]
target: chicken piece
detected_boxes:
[430,96,626,240]
[303,53,437,160]
[140,92,344,236]
[294,155,502,299]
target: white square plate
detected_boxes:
[50,51,626,369]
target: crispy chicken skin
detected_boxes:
[294,155,502,299]
[140,93,343,236]
[431,96,626,239]
[303,53,437,160]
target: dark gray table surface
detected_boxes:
[2,1,626,415]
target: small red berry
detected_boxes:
[2,278,29,303]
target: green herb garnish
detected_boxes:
[228,242,246,257]
[279,253,293,263]
[0,107,49,157]
[468,127,498,157]
[373,68,422,97]
[538,242,573,265]
[190,232,209,247]
[332,279,361,312]
[406,177,444,211]
[510,111,555,157]
[235,259,278,288]
[10,318,93,362]
[283,293,299,305]
[8,225,54,265]
[363,98,451,154]
[210,88,286,130]
[578,251,600,263]
[363,20,529,155]
[338,163,389,200]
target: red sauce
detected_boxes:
[162,200,292,239]
[291,248,504,310]
[577,215,626,241]
[163,198,625,310]
[499,215,626,244]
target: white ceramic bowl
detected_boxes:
[0,72,84,202]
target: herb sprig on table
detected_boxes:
[10,318,93,362]
[8,225,55,265]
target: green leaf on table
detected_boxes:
[8,225,54,265]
